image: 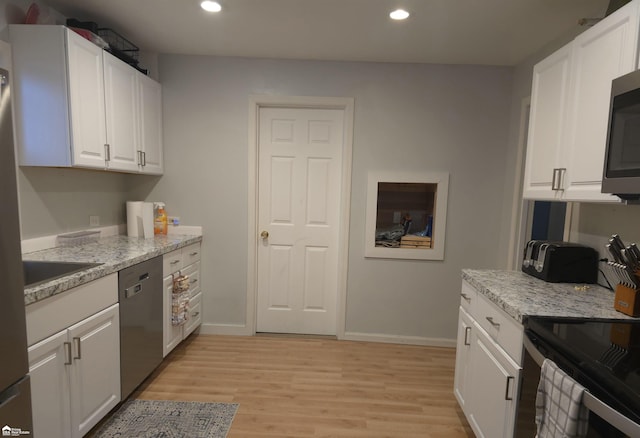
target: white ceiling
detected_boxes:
[39,0,611,66]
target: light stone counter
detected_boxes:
[23,234,202,305]
[462,269,637,323]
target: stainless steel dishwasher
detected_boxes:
[118,256,163,400]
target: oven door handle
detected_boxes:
[523,335,545,367]
[582,392,640,437]
[523,335,640,437]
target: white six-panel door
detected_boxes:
[257,107,344,335]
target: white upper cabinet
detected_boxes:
[523,1,639,202]
[523,45,572,201]
[10,25,163,175]
[138,73,164,174]
[563,2,639,201]
[66,31,109,168]
[103,50,140,173]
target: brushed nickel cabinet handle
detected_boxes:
[190,252,199,256]
[486,316,500,328]
[464,326,471,346]
[64,342,72,365]
[104,144,111,162]
[461,293,471,303]
[505,376,514,400]
[73,337,81,360]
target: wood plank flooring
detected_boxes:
[130,334,473,437]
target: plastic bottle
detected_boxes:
[154,203,168,235]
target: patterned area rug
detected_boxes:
[93,400,239,438]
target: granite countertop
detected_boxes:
[462,269,637,323]
[23,234,202,306]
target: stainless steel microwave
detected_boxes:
[602,69,640,201]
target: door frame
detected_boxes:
[247,95,354,338]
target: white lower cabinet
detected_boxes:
[163,243,203,357]
[454,280,523,438]
[28,303,120,438]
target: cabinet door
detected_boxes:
[138,73,164,174]
[563,2,639,202]
[66,29,108,169]
[68,304,120,438]
[103,52,140,172]
[163,275,183,357]
[183,292,202,339]
[28,330,72,438]
[522,44,572,200]
[453,307,473,410]
[467,325,521,438]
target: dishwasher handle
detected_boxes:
[124,282,144,299]
[123,271,151,299]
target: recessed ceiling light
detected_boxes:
[201,1,222,12]
[390,9,410,20]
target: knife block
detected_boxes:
[614,284,640,317]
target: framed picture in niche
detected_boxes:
[364,171,449,260]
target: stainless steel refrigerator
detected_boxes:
[0,67,33,435]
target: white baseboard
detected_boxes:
[197,324,456,347]
[342,331,456,348]
[199,323,253,336]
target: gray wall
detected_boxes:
[1,0,136,239]
[139,55,514,339]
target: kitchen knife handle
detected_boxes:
[64,341,72,365]
[73,337,81,360]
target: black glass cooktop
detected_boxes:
[526,317,640,424]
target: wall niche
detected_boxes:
[365,171,449,260]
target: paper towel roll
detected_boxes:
[127,201,155,238]
[142,202,154,238]
[126,201,144,237]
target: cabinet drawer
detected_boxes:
[460,280,478,314]
[181,243,201,266]
[26,274,118,346]
[163,249,182,275]
[181,261,201,298]
[183,293,202,339]
[475,293,523,364]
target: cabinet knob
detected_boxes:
[260,230,269,239]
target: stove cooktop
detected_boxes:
[526,317,640,424]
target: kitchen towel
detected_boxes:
[535,358,589,438]
[126,201,154,238]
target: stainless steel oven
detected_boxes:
[515,318,640,437]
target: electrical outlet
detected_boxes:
[89,215,100,227]
[167,216,180,226]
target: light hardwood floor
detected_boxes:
[130,334,473,437]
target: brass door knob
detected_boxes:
[260,230,269,239]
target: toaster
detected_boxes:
[522,241,598,283]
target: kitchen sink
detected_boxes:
[23,260,103,288]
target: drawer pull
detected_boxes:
[485,316,500,328]
[190,252,199,256]
[64,342,72,365]
[192,311,200,318]
[170,259,180,265]
[191,279,198,285]
[505,376,514,400]
[73,337,82,360]
[461,293,471,303]
[464,326,471,346]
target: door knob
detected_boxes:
[260,230,269,239]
